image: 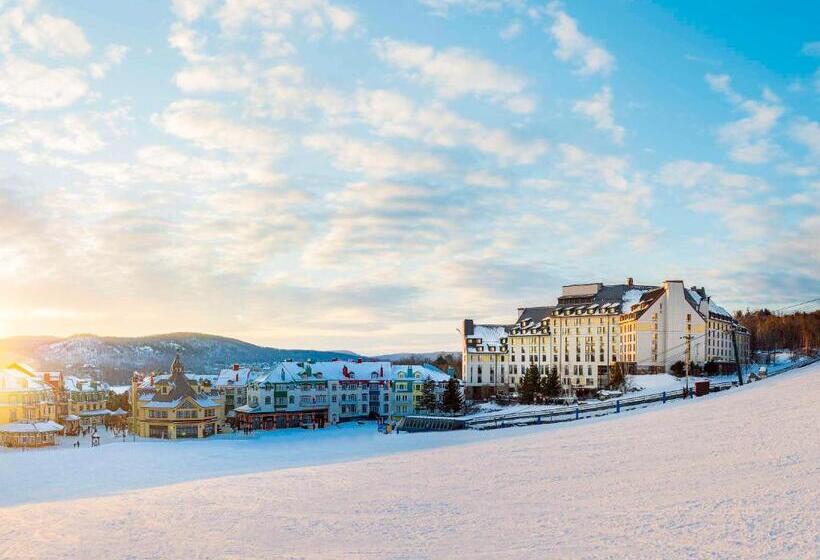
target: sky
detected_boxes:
[0,0,817,354]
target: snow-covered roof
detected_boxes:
[687,289,733,319]
[0,368,50,392]
[391,364,451,382]
[0,420,63,434]
[255,361,393,384]
[63,376,110,393]
[621,288,649,312]
[471,325,508,345]
[215,367,259,387]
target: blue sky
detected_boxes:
[0,0,817,353]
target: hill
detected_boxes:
[0,333,359,384]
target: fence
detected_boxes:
[400,356,818,433]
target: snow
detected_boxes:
[687,288,732,318]
[0,363,817,558]
[471,325,507,345]
[0,420,63,434]
[621,287,648,312]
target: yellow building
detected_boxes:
[0,366,56,425]
[130,354,224,439]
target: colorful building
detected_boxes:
[129,354,224,439]
[235,360,456,431]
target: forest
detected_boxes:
[736,309,819,354]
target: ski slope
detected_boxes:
[1,363,818,559]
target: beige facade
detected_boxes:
[463,279,752,399]
[130,354,225,439]
[0,367,55,425]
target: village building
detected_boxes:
[235,360,455,431]
[129,354,224,439]
[0,366,56,425]
[0,366,62,447]
[214,364,262,421]
[463,278,751,398]
[10,364,113,429]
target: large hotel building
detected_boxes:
[462,279,751,400]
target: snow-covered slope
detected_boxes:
[0,362,816,559]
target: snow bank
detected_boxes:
[0,363,817,559]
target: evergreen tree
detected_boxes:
[442,377,464,414]
[420,376,437,413]
[519,364,542,404]
[542,367,561,399]
[609,361,626,390]
[670,360,685,378]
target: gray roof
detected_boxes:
[516,306,554,325]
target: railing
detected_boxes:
[465,357,817,431]
[399,356,817,433]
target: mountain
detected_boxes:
[0,333,359,385]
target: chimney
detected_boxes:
[626,277,633,287]
[356,357,362,364]
[462,319,474,337]
[379,365,384,378]
[342,365,350,378]
[232,363,239,371]
[235,373,239,382]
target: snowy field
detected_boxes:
[1,363,818,559]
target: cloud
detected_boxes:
[168,23,209,62]
[302,133,447,178]
[545,1,614,76]
[215,0,357,35]
[802,41,820,57]
[790,118,820,156]
[417,0,524,16]
[657,160,768,194]
[464,170,509,188]
[153,99,287,158]
[0,3,90,57]
[89,44,128,79]
[499,20,522,40]
[0,114,105,155]
[0,56,88,110]
[174,59,254,92]
[657,160,771,240]
[261,32,296,58]
[304,181,456,267]
[706,74,783,164]
[572,86,624,143]
[373,37,535,113]
[171,0,216,22]
[356,89,548,164]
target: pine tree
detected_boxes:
[609,361,626,390]
[670,360,685,378]
[420,376,437,413]
[519,364,541,404]
[442,377,464,415]
[542,367,561,399]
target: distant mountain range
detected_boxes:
[0,333,459,385]
[0,333,361,384]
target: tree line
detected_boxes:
[735,309,819,354]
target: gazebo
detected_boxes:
[0,420,64,448]
[108,408,128,429]
[62,414,81,436]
